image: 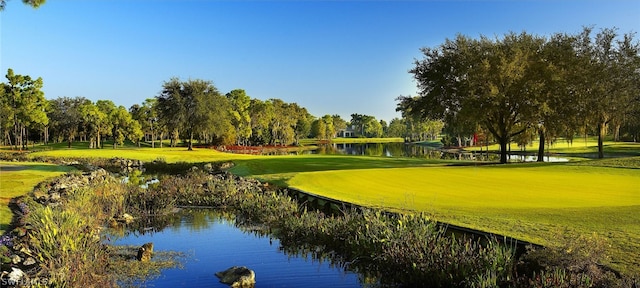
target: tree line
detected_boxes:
[2,73,433,150]
[397,27,640,163]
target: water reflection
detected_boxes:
[310,142,487,161]
[308,142,569,162]
[109,209,362,288]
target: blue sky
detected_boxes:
[1,1,638,122]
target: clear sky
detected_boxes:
[1,1,638,122]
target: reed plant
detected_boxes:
[5,170,181,287]
[25,197,113,287]
[275,208,516,287]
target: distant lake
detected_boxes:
[310,142,444,157]
[110,209,362,288]
[308,142,569,162]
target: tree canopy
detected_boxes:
[400,28,640,163]
[156,78,232,150]
[0,0,45,11]
[2,69,48,150]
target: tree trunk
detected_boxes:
[597,121,606,159]
[188,131,194,151]
[13,117,19,150]
[113,127,118,149]
[499,138,508,164]
[537,128,545,162]
[22,126,27,150]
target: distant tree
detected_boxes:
[321,115,335,139]
[420,118,445,141]
[248,98,274,145]
[79,101,108,148]
[331,115,347,136]
[349,113,365,136]
[379,119,388,137]
[127,118,144,147]
[4,69,48,150]
[622,95,640,141]
[95,100,117,148]
[226,89,252,146]
[310,118,327,140]
[288,103,312,145]
[0,0,46,11]
[0,87,11,145]
[295,114,312,144]
[129,104,143,126]
[156,78,231,150]
[364,117,383,138]
[386,118,407,138]
[155,79,182,147]
[47,97,87,148]
[268,99,297,145]
[109,106,132,148]
[350,113,378,137]
[130,98,159,147]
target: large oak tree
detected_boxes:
[405,33,548,163]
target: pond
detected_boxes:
[110,209,363,288]
[308,142,569,162]
[308,142,471,159]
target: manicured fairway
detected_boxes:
[29,147,252,163]
[287,163,640,274]
[0,162,74,233]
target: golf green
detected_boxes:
[288,164,640,273]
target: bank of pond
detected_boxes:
[0,162,633,287]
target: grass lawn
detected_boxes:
[28,146,253,163]
[0,162,75,233]
[286,161,640,274]
[230,154,455,186]
[467,138,640,157]
[7,140,640,275]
